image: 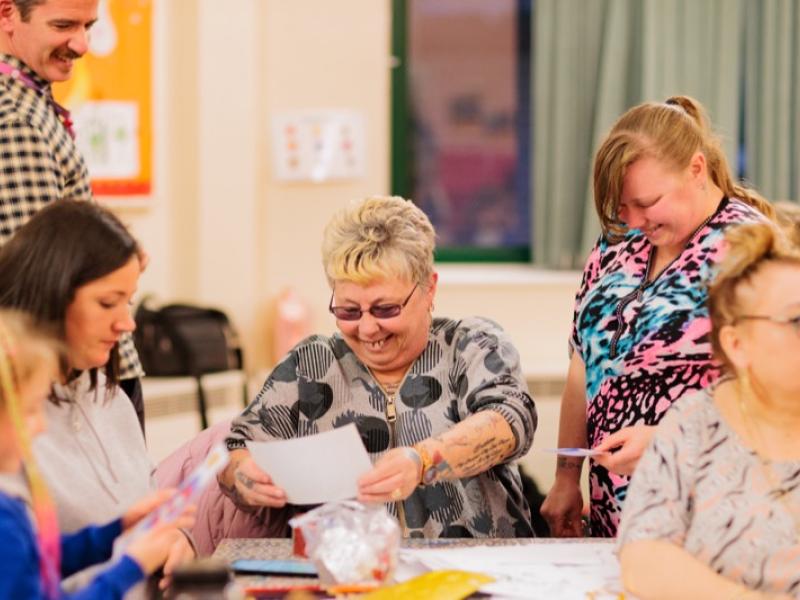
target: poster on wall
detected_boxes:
[53,0,152,197]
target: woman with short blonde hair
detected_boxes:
[220,195,538,538]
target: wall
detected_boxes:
[111,2,578,485]
[115,0,579,381]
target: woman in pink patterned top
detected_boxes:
[618,221,800,599]
[542,95,774,538]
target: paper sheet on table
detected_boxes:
[246,424,372,505]
[398,542,625,600]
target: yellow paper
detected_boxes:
[360,570,494,600]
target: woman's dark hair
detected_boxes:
[0,200,140,389]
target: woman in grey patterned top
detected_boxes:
[219,196,538,538]
[618,221,800,599]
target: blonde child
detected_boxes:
[0,311,194,599]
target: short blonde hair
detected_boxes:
[708,221,800,372]
[594,95,773,242]
[322,196,436,285]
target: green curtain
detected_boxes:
[533,0,746,268]
[742,0,800,203]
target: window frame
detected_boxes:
[390,0,533,263]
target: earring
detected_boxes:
[737,369,750,396]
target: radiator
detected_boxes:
[142,370,247,463]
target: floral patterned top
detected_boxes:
[571,198,765,536]
[227,316,538,538]
[618,388,800,596]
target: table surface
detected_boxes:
[214,537,614,592]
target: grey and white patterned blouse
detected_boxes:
[227,316,538,538]
[618,388,800,597]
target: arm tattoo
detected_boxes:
[451,436,515,475]
[557,456,584,470]
[423,450,454,485]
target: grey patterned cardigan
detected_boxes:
[226,316,537,538]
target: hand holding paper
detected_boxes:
[247,424,373,505]
[592,424,655,475]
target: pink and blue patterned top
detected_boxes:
[570,198,765,537]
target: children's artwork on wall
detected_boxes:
[54,0,152,197]
[272,110,366,183]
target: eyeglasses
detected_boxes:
[734,314,800,333]
[329,284,419,321]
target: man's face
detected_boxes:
[1,0,98,82]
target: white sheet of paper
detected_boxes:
[246,424,373,505]
[399,542,623,599]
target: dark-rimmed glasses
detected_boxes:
[734,314,800,333]
[329,284,419,321]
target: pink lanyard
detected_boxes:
[0,61,75,138]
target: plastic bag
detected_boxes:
[289,501,401,586]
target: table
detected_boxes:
[213,537,621,598]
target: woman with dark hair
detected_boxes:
[0,200,195,596]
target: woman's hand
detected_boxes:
[593,425,655,476]
[358,447,422,504]
[228,454,287,508]
[158,530,196,590]
[541,477,585,537]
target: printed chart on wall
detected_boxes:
[53,0,152,197]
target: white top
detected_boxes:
[34,371,154,597]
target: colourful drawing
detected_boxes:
[54,0,152,197]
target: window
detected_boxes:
[392,0,532,262]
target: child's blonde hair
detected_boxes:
[0,310,61,595]
[0,310,58,413]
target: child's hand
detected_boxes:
[121,488,178,531]
[158,531,197,590]
[125,507,196,575]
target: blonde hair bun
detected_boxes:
[322,196,436,286]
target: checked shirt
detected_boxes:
[0,54,142,379]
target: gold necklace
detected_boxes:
[736,383,800,540]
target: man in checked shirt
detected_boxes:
[0,0,146,434]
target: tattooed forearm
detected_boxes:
[451,436,515,476]
[422,451,453,485]
[418,411,517,483]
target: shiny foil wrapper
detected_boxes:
[289,501,401,585]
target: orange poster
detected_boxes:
[53,0,152,197]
